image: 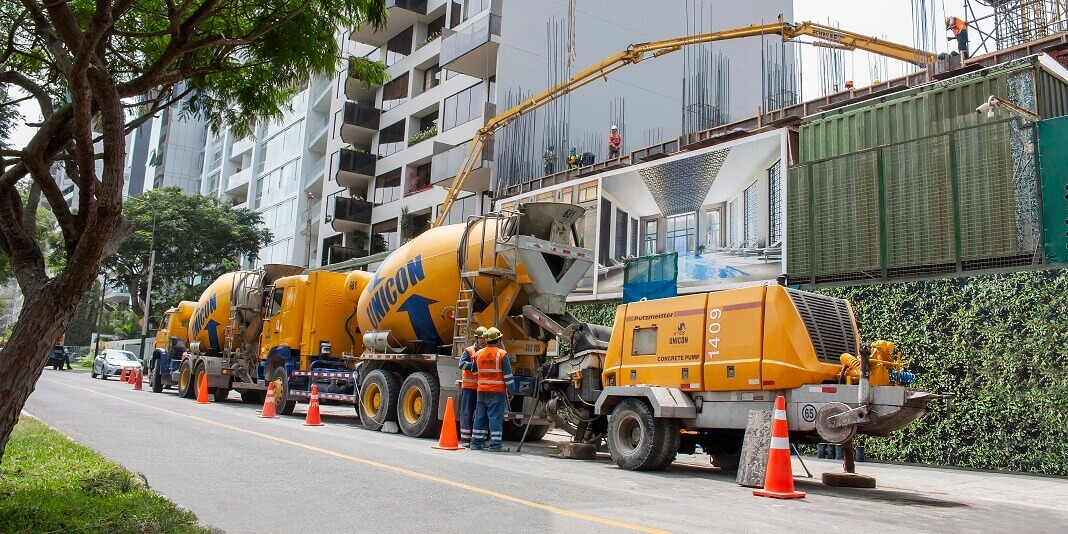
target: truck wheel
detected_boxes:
[397,372,441,438]
[607,398,681,471]
[709,435,743,471]
[213,388,231,402]
[241,390,266,404]
[193,362,208,400]
[269,366,297,415]
[177,359,195,399]
[359,369,400,431]
[149,358,163,393]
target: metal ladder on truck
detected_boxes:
[225,271,265,382]
[451,208,521,357]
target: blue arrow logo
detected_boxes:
[205,319,221,353]
[398,294,443,346]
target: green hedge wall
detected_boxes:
[568,270,1068,475]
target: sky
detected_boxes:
[5,1,994,151]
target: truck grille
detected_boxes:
[784,288,859,365]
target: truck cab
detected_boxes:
[149,301,195,393]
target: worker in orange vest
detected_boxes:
[469,327,514,451]
[457,326,486,447]
[946,16,970,59]
[608,125,622,158]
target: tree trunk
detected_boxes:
[0,277,88,461]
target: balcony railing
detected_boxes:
[431,138,493,192]
[336,148,377,187]
[304,155,326,188]
[227,167,253,192]
[440,11,501,78]
[332,195,373,225]
[340,101,381,145]
[327,244,369,264]
[386,0,426,14]
[310,115,329,140]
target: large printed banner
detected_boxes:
[499,129,789,301]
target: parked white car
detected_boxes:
[90,349,142,379]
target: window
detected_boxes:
[424,65,443,91]
[406,162,432,196]
[425,15,446,43]
[374,169,402,204]
[382,73,410,112]
[436,194,479,225]
[665,213,696,253]
[378,120,405,158]
[643,219,658,255]
[768,160,782,245]
[578,181,598,203]
[371,218,399,254]
[705,209,721,248]
[536,191,555,202]
[560,187,574,204]
[442,83,483,131]
[206,171,220,194]
[332,108,343,139]
[743,181,759,245]
[419,110,439,132]
[385,26,413,67]
[253,177,264,208]
[267,288,284,318]
[615,209,628,260]
[630,218,638,257]
[464,0,491,20]
[728,199,740,246]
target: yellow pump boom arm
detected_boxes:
[433,16,937,227]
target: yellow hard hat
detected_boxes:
[472,326,487,338]
[482,327,502,341]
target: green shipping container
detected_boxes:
[800,54,1068,164]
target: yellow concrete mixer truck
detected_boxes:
[347,202,595,439]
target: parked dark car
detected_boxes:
[47,346,72,370]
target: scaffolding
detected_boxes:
[967,0,1068,54]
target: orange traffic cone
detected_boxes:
[304,384,324,426]
[132,368,143,391]
[753,395,806,499]
[260,381,278,418]
[195,372,210,404]
[120,367,128,382]
[432,396,463,450]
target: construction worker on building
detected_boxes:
[946,16,970,59]
[457,326,486,447]
[469,327,514,451]
[543,145,556,175]
[568,146,580,169]
[608,125,622,157]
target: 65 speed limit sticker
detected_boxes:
[801,404,817,423]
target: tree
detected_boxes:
[0,0,388,460]
[104,187,271,319]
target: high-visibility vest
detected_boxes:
[461,346,478,390]
[949,17,967,37]
[476,346,508,393]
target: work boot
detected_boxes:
[468,443,483,451]
[485,444,507,452]
[460,440,471,448]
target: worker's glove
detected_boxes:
[947,36,955,41]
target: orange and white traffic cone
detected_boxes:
[132,368,143,391]
[753,395,806,500]
[119,367,128,382]
[260,381,278,418]
[432,396,462,451]
[195,372,210,404]
[304,384,324,426]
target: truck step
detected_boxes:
[289,389,355,402]
[290,370,355,379]
[360,353,439,362]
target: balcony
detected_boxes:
[303,155,326,192]
[225,167,253,195]
[440,10,500,79]
[349,0,430,47]
[339,101,381,145]
[431,138,493,193]
[336,148,378,188]
[231,135,254,159]
[329,194,374,232]
[326,244,369,265]
[346,56,386,101]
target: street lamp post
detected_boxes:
[92,273,107,360]
[304,192,314,268]
[137,213,157,367]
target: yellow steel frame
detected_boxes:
[433,16,937,227]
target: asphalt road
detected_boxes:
[24,369,1068,534]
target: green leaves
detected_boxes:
[102,187,272,317]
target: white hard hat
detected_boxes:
[611,125,618,130]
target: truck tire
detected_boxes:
[502,420,551,442]
[193,362,208,401]
[241,390,266,404]
[359,369,401,431]
[269,366,297,416]
[212,387,231,402]
[607,398,681,471]
[149,358,163,393]
[709,435,743,471]
[177,359,195,399]
[397,372,441,438]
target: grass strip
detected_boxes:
[0,416,211,534]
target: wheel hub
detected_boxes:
[364,383,382,417]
